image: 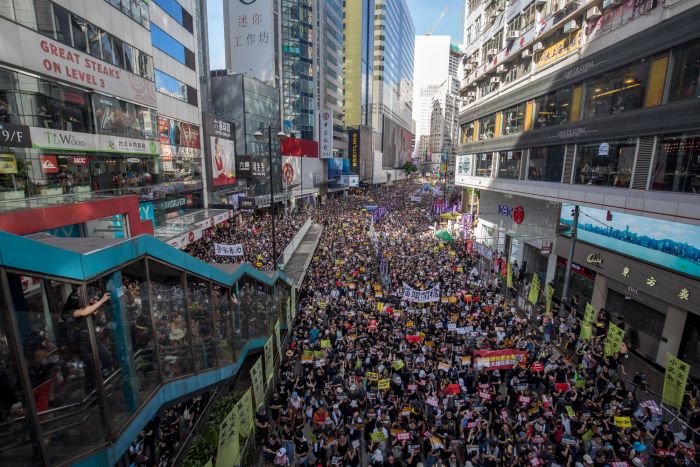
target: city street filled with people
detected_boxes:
[254,180,699,467]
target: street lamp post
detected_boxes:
[254,128,287,265]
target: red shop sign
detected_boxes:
[68,155,89,165]
[40,155,59,173]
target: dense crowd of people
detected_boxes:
[256,180,699,467]
[185,210,309,271]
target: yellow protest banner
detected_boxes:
[603,323,625,357]
[663,354,690,410]
[274,320,282,359]
[264,337,275,382]
[320,339,332,349]
[579,324,592,341]
[216,406,239,467]
[614,416,632,428]
[565,406,576,417]
[366,371,380,381]
[528,274,540,304]
[234,389,254,436]
[377,302,384,312]
[507,260,513,288]
[392,359,405,371]
[370,431,386,443]
[250,357,265,408]
[583,303,597,326]
[377,379,391,390]
[545,284,554,314]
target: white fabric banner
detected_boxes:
[402,282,441,303]
[214,243,244,256]
[410,196,421,202]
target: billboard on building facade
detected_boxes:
[381,116,413,169]
[224,0,275,84]
[211,118,237,187]
[327,158,349,188]
[561,204,700,279]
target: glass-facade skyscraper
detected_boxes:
[281,0,316,140]
[344,0,375,128]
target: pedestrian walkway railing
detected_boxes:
[276,217,313,269]
[0,230,295,467]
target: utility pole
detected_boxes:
[561,205,579,310]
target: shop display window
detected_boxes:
[534,88,571,128]
[528,145,565,182]
[574,138,636,187]
[583,59,649,119]
[474,153,493,177]
[94,95,156,140]
[497,150,522,179]
[651,133,700,193]
[478,114,496,140]
[503,102,526,135]
[668,39,700,102]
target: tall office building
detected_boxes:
[371,0,415,179]
[320,0,347,156]
[344,0,375,128]
[455,0,700,371]
[281,0,317,141]
[412,36,461,161]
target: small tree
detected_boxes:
[403,162,417,175]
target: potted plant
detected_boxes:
[40,186,63,196]
[0,187,25,200]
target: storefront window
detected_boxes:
[497,150,522,179]
[668,39,700,102]
[474,152,493,177]
[553,258,595,314]
[534,88,571,128]
[187,275,217,371]
[528,145,565,182]
[93,95,156,140]
[148,260,192,379]
[503,103,526,134]
[651,133,700,193]
[460,121,475,144]
[478,114,496,140]
[583,60,649,119]
[574,138,636,187]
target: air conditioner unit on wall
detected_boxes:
[602,0,622,9]
[586,6,602,19]
[563,20,580,33]
[496,65,507,73]
[521,49,531,58]
[532,42,544,52]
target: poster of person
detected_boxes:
[211,136,236,186]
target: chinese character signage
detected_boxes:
[250,157,268,179]
[216,406,240,467]
[535,30,583,70]
[320,109,333,158]
[663,354,690,410]
[225,0,275,83]
[528,274,540,304]
[250,357,265,408]
[236,155,251,178]
[214,243,244,256]
[603,323,625,357]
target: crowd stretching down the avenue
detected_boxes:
[129,180,699,467]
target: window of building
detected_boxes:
[154,69,197,105]
[668,39,700,102]
[503,102,526,134]
[70,13,88,53]
[153,0,194,33]
[103,0,150,28]
[528,145,565,182]
[51,2,71,45]
[474,152,493,177]
[460,121,475,144]
[574,138,636,187]
[651,133,700,193]
[521,3,536,31]
[497,150,522,179]
[583,60,649,119]
[478,113,496,140]
[151,24,196,71]
[0,0,14,20]
[534,88,571,128]
[93,94,156,140]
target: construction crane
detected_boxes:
[425,5,448,35]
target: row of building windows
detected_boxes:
[463,133,700,193]
[104,0,149,28]
[461,38,700,143]
[0,0,154,81]
[1,67,156,139]
[151,24,196,71]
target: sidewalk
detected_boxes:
[282,223,323,288]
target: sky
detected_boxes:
[406,0,464,43]
[207,0,466,72]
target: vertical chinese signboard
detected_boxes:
[663,354,690,410]
[225,0,275,83]
[320,109,333,158]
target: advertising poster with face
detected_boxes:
[211,136,236,186]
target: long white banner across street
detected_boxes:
[214,243,244,256]
[402,282,441,303]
